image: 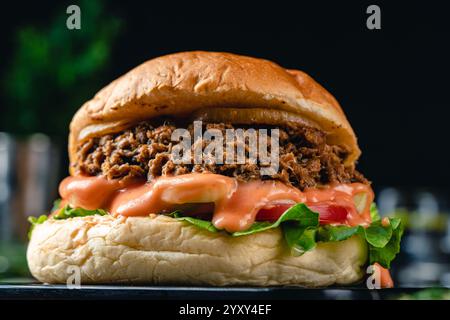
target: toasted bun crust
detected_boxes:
[69,51,360,173]
[27,215,367,286]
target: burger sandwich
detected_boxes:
[27,51,403,287]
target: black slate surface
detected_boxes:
[0,283,427,300]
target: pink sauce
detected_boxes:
[58,173,374,232]
[374,263,394,288]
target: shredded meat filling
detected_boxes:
[74,121,368,190]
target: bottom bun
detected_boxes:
[27,215,367,286]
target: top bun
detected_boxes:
[69,51,360,170]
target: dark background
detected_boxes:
[1,0,449,189]
[0,0,449,289]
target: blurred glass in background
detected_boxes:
[377,187,450,287]
[0,133,59,281]
[0,0,121,281]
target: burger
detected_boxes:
[27,51,403,287]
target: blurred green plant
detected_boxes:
[396,288,450,300]
[0,243,29,280]
[2,0,122,135]
[389,209,448,232]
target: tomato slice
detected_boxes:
[178,202,351,225]
[172,203,215,220]
[308,203,349,224]
[255,203,350,224]
[256,204,293,221]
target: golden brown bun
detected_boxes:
[27,215,367,286]
[69,51,360,173]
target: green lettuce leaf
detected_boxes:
[364,220,393,247]
[51,199,62,212]
[283,225,317,255]
[232,204,319,254]
[169,203,320,240]
[232,203,318,236]
[370,202,381,222]
[366,217,403,268]
[316,220,403,268]
[317,224,360,242]
[169,204,320,255]
[53,205,108,219]
[171,202,403,269]
[171,212,219,233]
[27,215,48,239]
[27,205,108,239]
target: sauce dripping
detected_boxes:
[58,173,374,232]
[374,263,394,288]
